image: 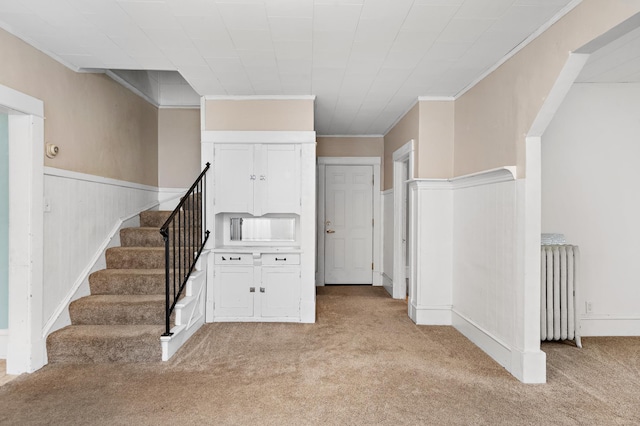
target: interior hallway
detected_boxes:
[1,286,639,425]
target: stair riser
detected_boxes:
[140,211,202,228]
[120,228,203,248]
[106,248,165,269]
[69,300,168,325]
[46,327,163,364]
[89,272,165,295]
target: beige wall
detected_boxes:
[317,136,385,185]
[417,100,454,179]
[158,108,201,188]
[383,103,419,190]
[204,99,314,131]
[316,136,383,158]
[0,28,158,186]
[454,0,640,178]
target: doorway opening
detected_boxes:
[0,84,45,374]
[392,140,414,300]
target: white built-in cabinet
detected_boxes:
[213,144,301,215]
[202,130,316,324]
[213,253,301,320]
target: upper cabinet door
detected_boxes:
[214,144,254,214]
[256,144,301,215]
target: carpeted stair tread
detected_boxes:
[46,325,164,363]
[89,269,166,295]
[69,295,166,325]
[139,211,172,227]
[106,247,165,269]
[120,227,203,248]
[120,227,164,247]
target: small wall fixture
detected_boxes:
[45,143,59,158]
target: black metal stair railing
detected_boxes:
[159,163,210,337]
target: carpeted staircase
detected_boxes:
[47,210,176,364]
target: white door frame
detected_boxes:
[317,157,381,286]
[392,140,414,299]
[0,84,45,374]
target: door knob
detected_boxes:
[326,230,335,234]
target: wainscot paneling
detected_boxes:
[42,168,159,335]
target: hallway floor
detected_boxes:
[1,286,639,425]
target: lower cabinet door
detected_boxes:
[260,267,300,318]
[215,266,254,318]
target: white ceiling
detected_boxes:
[0,0,579,135]
[577,25,640,83]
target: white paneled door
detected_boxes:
[324,165,373,284]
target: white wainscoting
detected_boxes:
[42,168,159,336]
[407,168,544,382]
[381,189,394,296]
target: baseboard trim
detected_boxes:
[580,315,640,336]
[382,273,393,297]
[452,310,546,383]
[409,303,452,325]
[452,310,511,370]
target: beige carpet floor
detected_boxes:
[1,286,639,425]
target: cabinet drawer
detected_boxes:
[262,253,300,265]
[215,253,254,265]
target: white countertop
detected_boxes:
[213,246,302,254]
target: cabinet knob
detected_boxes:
[260,175,266,181]
[250,175,256,180]
[250,287,255,293]
[260,287,265,293]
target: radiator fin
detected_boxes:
[540,244,581,347]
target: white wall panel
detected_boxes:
[43,168,158,332]
[452,180,517,347]
[542,82,640,336]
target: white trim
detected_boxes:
[455,0,583,99]
[417,96,455,102]
[580,316,640,336]
[202,130,316,144]
[43,167,159,192]
[392,140,414,299]
[204,95,316,101]
[317,157,380,165]
[409,303,452,325]
[3,85,45,374]
[158,105,199,110]
[316,157,381,287]
[528,54,590,138]
[0,329,7,358]
[316,134,384,138]
[453,310,516,372]
[382,272,393,297]
[0,85,44,117]
[41,202,160,337]
[450,167,517,189]
[200,96,206,132]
